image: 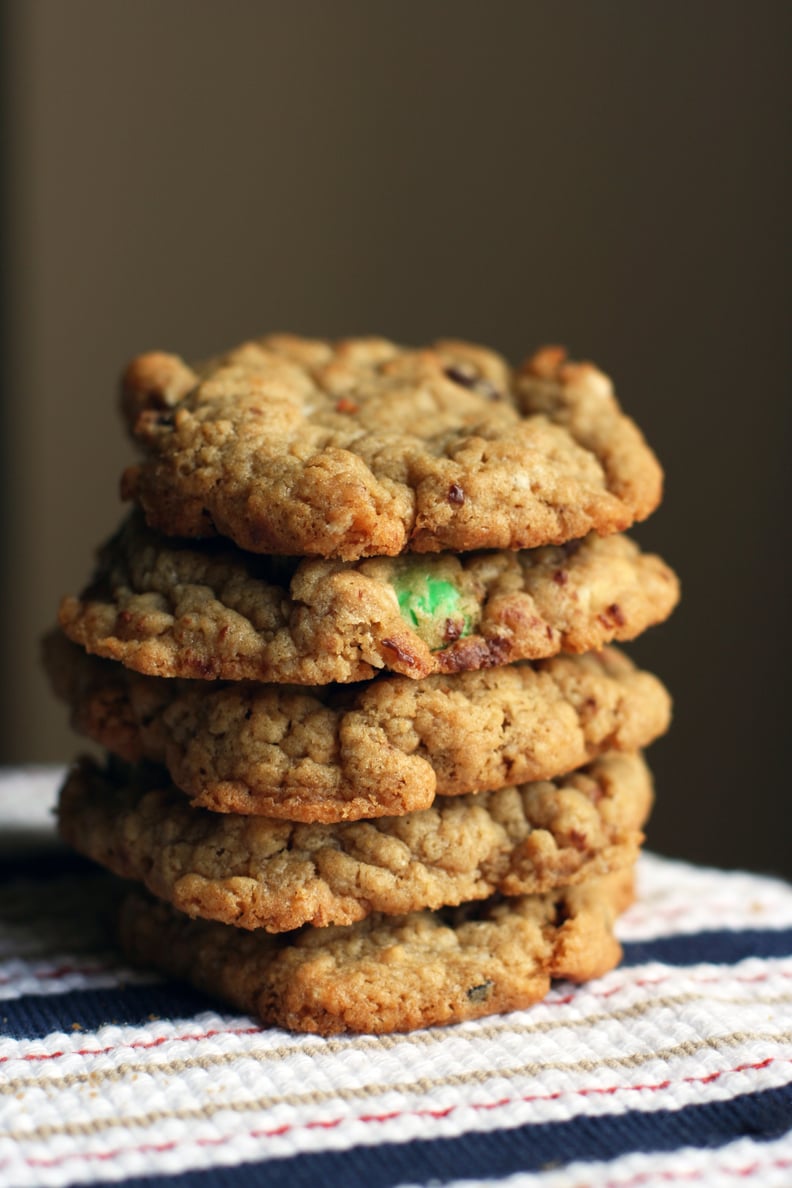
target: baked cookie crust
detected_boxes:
[59,752,650,931]
[118,869,633,1035]
[45,634,670,821]
[58,512,679,682]
[120,337,663,560]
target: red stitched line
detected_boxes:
[544,964,792,1006]
[3,964,791,1066]
[0,1025,263,1065]
[9,1053,791,1172]
[594,1153,792,1188]
[0,962,116,986]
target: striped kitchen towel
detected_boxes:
[0,767,791,1188]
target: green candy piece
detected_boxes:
[394,573,471,646]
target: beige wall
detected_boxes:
[3,1,790,875]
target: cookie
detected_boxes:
[120,337,662,560]
[45,633,671,821]
[59,752,650,931]
[118,868,633,1034]
[58,512,679,682]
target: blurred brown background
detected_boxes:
[1,1,789,876]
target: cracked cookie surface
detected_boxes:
[118,869,633,1034]
[45,634,670,821]
[120,336,662,560]
[58,512,679,682]
[59,753,650,931]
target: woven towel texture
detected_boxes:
[0,769,791,1188]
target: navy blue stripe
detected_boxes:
[621,927,792,967]
[0,984,216,1039]
[3,926,791,1040]
[64,1082,792,1188]
[0,851,97,884]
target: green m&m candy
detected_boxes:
[392,569,473,650]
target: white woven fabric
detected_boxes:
[0,765,63,846]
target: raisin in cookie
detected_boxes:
[58,512,679,682]
[120,337,662,560]
[45,633,670,821]
[59,752,650,931]
[118,869,633,1035]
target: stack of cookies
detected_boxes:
[45,336,678,1035]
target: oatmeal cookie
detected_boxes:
[118,869,633,1034]
[58,512,679,682]
[120,337,662,560]
[45,633,670,821]
[59,753,650,931]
